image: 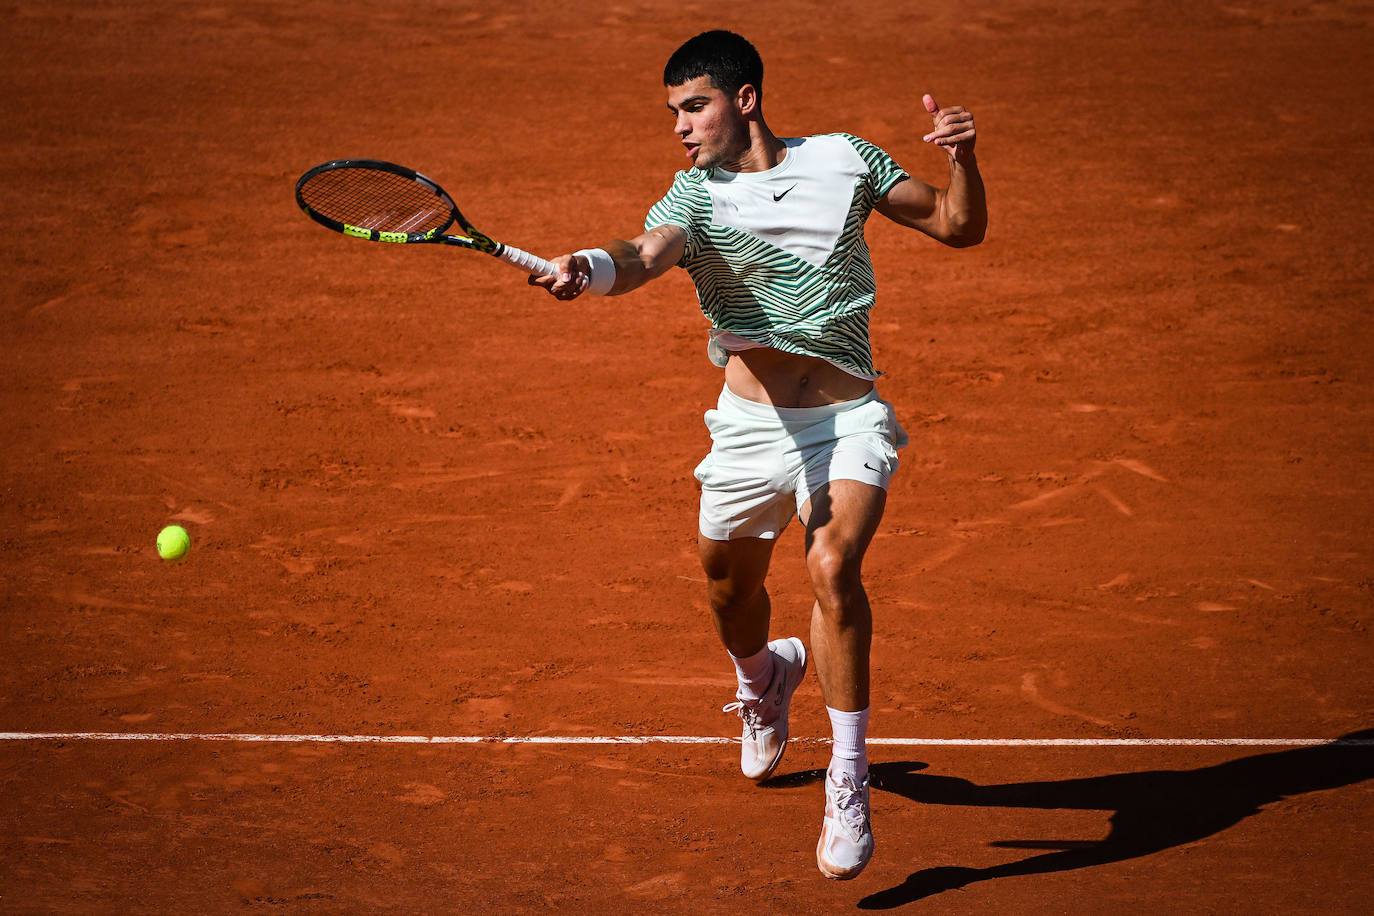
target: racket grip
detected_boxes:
[496,244,558,278]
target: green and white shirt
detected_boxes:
[645,133,908,378]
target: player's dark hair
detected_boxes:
[663,30,763,97]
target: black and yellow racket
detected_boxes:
[294,159,557,277]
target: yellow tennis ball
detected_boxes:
[157,525,190,561]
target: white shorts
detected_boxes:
[694,385,909,541]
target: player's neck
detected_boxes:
[723,120,785,173]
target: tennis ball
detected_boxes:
[157,525,190,562]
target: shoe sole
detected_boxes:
[816,826,872,880]
[753,637,807,782]
[817,857,869,880]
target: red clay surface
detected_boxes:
[2,0,1371,911]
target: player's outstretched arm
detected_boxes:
[875,93,987,248]
[529,225,687,300]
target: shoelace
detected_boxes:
[829,775,870,839]
[722,700,762,739]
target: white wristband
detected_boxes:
[574,248,616,296]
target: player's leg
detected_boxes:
[803,478,886,716]
[802,479,889,880]
[695,383,813,782]
[700,532,809,782]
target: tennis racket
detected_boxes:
[294,159,557,277]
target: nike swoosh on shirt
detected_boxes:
[772,185,796,202]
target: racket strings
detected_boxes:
[300,167,451,234]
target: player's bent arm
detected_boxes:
[876,158,987,248]
[530,225,686,299]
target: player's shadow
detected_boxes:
[768,730,1374,907]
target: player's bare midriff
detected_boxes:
[724,347,875,408]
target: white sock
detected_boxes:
[729,645,775,702]
[827,706,870,783]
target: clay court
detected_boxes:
[2,0,1371,911]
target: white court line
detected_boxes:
[0,733,1371,747]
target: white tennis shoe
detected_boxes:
[721,636,807,782]
[816,769,874,880]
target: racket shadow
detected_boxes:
[857,729,1374,908]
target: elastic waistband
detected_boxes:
[718,384,880,422]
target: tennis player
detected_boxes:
[531,30,986,879]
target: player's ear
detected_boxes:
[736,83,759,117]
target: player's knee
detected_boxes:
[806,546,865,608]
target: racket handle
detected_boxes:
[495,244,557,278]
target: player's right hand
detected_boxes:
[527,254,589,300]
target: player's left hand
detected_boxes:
[921,94,976,164]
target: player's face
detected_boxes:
[667,76,748,169]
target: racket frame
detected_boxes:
[295,158,506,251]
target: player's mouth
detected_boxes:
[684,142,700,160]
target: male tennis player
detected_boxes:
[531,30,985,879]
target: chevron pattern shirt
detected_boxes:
[645,133,908,378]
